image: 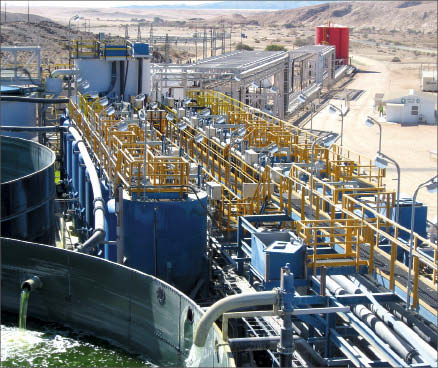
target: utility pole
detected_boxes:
[4,3,6,23]
[125,24,129,39]
[137,23,141,41]
[27,0,30,23]
[195,26,198,62]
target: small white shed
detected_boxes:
[383,90,436,125]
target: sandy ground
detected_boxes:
[304,54,437,221]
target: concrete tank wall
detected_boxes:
[0,136,55,244]
[1,238,234,367]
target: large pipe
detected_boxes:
[319,275,345,296]
[385,302,438,347]
[228,336,281,352]
[327,275,423,364]
[350,279,438,366]
[193,290,278,348]
[369,302,437,366]
[330,274,361,294]
[50,69,79,78]
[68,126,106,251]
[0,96,70,103]
[0,125,67,132]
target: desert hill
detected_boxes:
[216,1,437,32]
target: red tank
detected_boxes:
[315,25,349,65]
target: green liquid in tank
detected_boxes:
[1,313,155,368]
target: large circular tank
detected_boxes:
[0,135,55,244]
[1,238,234,367]
[122,191,208,295]
[315,25,349,65]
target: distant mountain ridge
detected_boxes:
[238,1,437,31]
[120,1,327,10]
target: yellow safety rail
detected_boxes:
[296,218,368,273]
[68,93,190,198]
[67,88,436,318]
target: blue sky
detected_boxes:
[5,1,217,8]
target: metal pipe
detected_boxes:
[193,290,278,347]
[350,278,438,366]
[322,276,345,296]
[0,125,67,132]
[354,304,422,364]
[116,186,124,264]
[228,336,281,352]
[50,69,79,78]
[68,126,105,251]
[327,275,423,364]
[21,276,43,291]
[330,275,361,294]
[385,302,438,347]
[369,302,437,366]
[0,96,70,103]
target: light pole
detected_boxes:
[365,116,382,153]
[405,175,438,310]
[329,104,344,148]
[68,15,81,66]
[365,116,400,223]
[309,132,339,217]
[374,152,401,224]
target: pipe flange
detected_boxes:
[93,205,105,216]
[93,197,104,206]
[405,349,418,364]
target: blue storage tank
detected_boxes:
[122,191,208,294]
[251,231,306,283]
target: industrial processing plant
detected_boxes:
[1,1,437,367]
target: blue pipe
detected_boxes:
[78,155,86,210]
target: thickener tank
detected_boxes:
[1,238,234,367]
[0,136,55,244]
[122,191,208,295]
[315,25,349,64]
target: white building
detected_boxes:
[383,89,436,126]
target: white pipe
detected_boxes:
[330,275,361,294]
[68,126,106,251]
[352,280,438,366]
[193,290,278,347]
[50,69,80,77]
[327,275,423,364]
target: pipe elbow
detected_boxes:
[193,290,279,348]
[21,276,43,291]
